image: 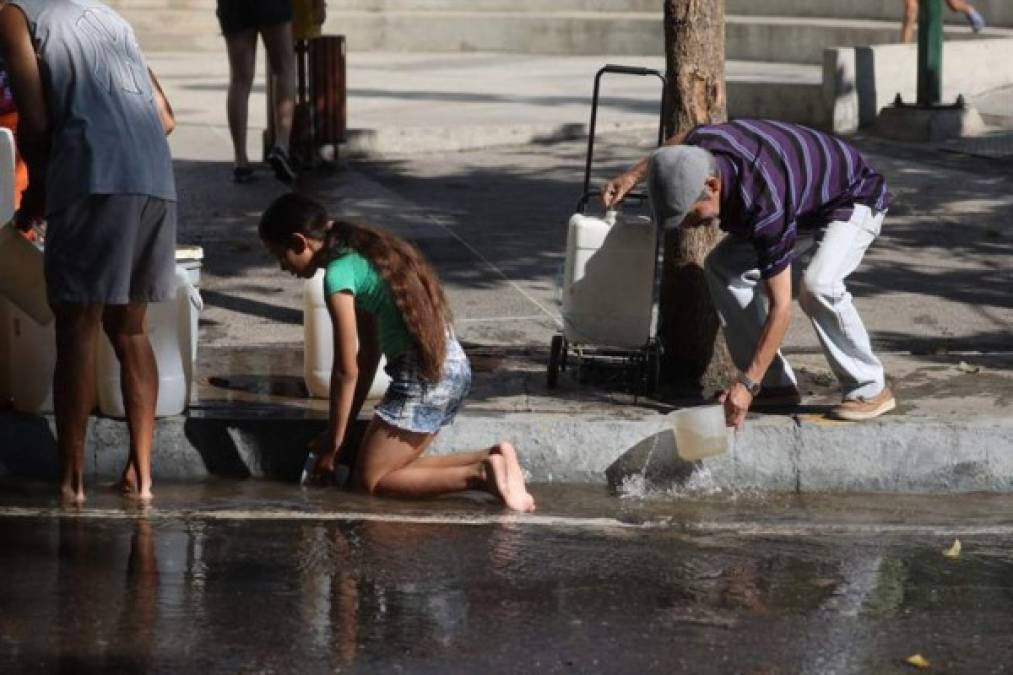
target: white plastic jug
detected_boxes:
[0,127,16,225]
[0,223,53,326]
[669,405,732,461]
[304,269,391,400]
[96,265,203,418]
[0,299,9,404]
[562,209,656,348]
[8,301,55,414]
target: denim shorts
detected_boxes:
[374,337,471,434]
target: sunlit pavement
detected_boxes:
[2,480,1012,673]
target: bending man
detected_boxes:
[604,119,895,428]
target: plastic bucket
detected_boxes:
[669,405,732,461]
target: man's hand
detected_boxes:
[718,381,753,431]
[601,171,639,209]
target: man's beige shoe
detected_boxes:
[829,387,896,421]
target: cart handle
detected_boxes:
[575,189,648,214]
[581,64,667,206]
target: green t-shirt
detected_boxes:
[323,252,414,359]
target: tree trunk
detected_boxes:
[659,0,734,396]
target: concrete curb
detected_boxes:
[3,410,1012,493]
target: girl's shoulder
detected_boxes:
[323,251,377,295]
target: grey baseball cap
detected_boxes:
[646,145,715,230]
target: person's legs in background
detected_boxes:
[52,304,103,504]
[902,0,985,42]
[102,304,159,502]
[223,29,259,182]
[261,20,298,183]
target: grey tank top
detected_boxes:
[9,0,175,214]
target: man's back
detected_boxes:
[8,0,174,214]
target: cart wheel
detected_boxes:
[642,345,660,395]
[548,335,564,388]
[559,337,569,372]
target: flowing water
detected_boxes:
[2,480,1013,673]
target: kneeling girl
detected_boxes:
[260,193,535,512]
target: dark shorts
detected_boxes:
[45,195,177,305]
[216,0,293,36]
[374,337,472,435]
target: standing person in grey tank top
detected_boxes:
[0,0,177,504]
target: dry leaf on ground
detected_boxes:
[906,653,931,669]
[943,538,962,559]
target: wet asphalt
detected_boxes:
[1,481,1012,674]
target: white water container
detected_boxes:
[562,209,656,348]
[0,223,53,326]
[96,263,204,418]
[304,269,391,400]
[0,127,16,225]
[175,246,203,400]
[0,299,9,404]
[8,301,55,414]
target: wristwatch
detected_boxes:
[736,371,761,396]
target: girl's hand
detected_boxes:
[314,451,337,478]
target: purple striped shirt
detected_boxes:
[685,119,891,278]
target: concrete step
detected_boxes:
[115,6,1011,63]
[105,0,1013,26]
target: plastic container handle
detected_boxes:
[188,286,204,312]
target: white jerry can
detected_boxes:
[303,269,391,401]
[96,263,204,418]
[8,301,56,414]
[562,209,656,348]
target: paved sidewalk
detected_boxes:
[2,52,1011,492]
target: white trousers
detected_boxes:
[704,204,886,400]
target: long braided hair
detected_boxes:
[260,193,452,381]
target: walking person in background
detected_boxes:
[259,193,536,512]
[901,0,985,42]
[217,0,298,184]
[0,0,177,503]
[603,119,896,429]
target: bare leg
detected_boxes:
[945,0,973,13]
[223,30,258,168]
[53,304,103,504]
[261,21,296,153]
[103,304,158,501]
[356,418,535,511]
[901,0,919,43]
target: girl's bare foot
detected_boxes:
[484,454,531,513]
[492,442,535,512]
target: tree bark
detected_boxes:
[659,0,735,396]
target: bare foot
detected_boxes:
[59,484,85,506]
[484,454,531,513]
[118,468,138,497]
[492,442,535,513]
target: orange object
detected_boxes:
[0,110,28,210]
